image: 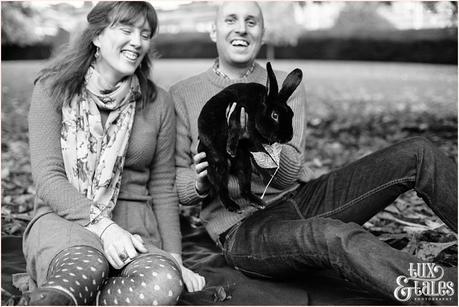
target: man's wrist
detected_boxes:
[195,182,209,198]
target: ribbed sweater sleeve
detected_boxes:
[28,81,93,226]
[148,89,181,254]
[170,85,205,207]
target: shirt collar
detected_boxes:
[212,58,256,80]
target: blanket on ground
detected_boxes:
[2,221,394,305]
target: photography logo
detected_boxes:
[394,263,455,302]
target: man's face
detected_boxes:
[211,2,264,68]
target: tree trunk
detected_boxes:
[266,44,275,60]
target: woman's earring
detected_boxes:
[95,46,100,59]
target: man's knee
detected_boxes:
[397,136,435,156]
[310,218,366,250]
[407,136,433,150]
[387,136,437,164]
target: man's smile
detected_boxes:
[230,39,249,47]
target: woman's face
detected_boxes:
[93,16,152,86]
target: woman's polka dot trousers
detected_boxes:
[99,254,183,305]
[41,245,183,305]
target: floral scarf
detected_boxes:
[61,66,139,223]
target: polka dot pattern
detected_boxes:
[98,254,183,305]
[43,245,109,305]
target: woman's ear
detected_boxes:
[209,24,217,43]
[92,36,101,49]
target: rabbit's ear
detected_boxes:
[266,62,278,101]
[278,68,303,103]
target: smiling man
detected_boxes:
[170,1,457,305]
[211,1,264,77]
[170,0,309,292]
[170,1,308,241]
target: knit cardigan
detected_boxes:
[170,62,314,241]
[28,80,181,253]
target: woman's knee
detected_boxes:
[49,245,108,269]
[40,245,109,305]
[99,254,183,305]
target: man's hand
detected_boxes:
[100,223,148,269]
[226,102,249,139]
[193,152,210,195]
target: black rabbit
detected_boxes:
[197,62,303,213]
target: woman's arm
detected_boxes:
[170,87,209,206]
[147,91,181,254]
[28,81,96,226]
[150,91,206,292]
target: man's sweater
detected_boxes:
[170,62,314,241]
[28,80,181,253]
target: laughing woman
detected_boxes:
[23,2,204,305]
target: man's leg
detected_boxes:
[224,214,456,305]
[295,136,457,230]
[222,137,457,304]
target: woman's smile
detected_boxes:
[93,18,151,86]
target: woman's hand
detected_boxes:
[181,266,206,292]
[170,253,205,292]
[193,152,210,195]
[100,223,148,269]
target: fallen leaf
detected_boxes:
[416,241,457,261]
[12,273,30,293]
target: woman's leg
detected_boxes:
[23,213,108,305]
[24,212,105,287]
[28,246,110,305]
[98,253,183,306]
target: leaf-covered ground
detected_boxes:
[2,59,457,271]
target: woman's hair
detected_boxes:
[36,1,159,109]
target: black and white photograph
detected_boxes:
[1,1,457,305]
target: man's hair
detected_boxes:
[214,1,265,29]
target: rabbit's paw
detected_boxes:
[226,147,237,158]
[250,198,266,210]
[243,192,267,210]
[221,199,242,213]
[226,137,238,158]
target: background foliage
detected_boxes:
[1,2,457,63]
[2,60,457,271]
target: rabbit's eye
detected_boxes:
[271,111,279,122]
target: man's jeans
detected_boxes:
[219,137,457,304]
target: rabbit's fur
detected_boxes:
[198,62,303,212]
